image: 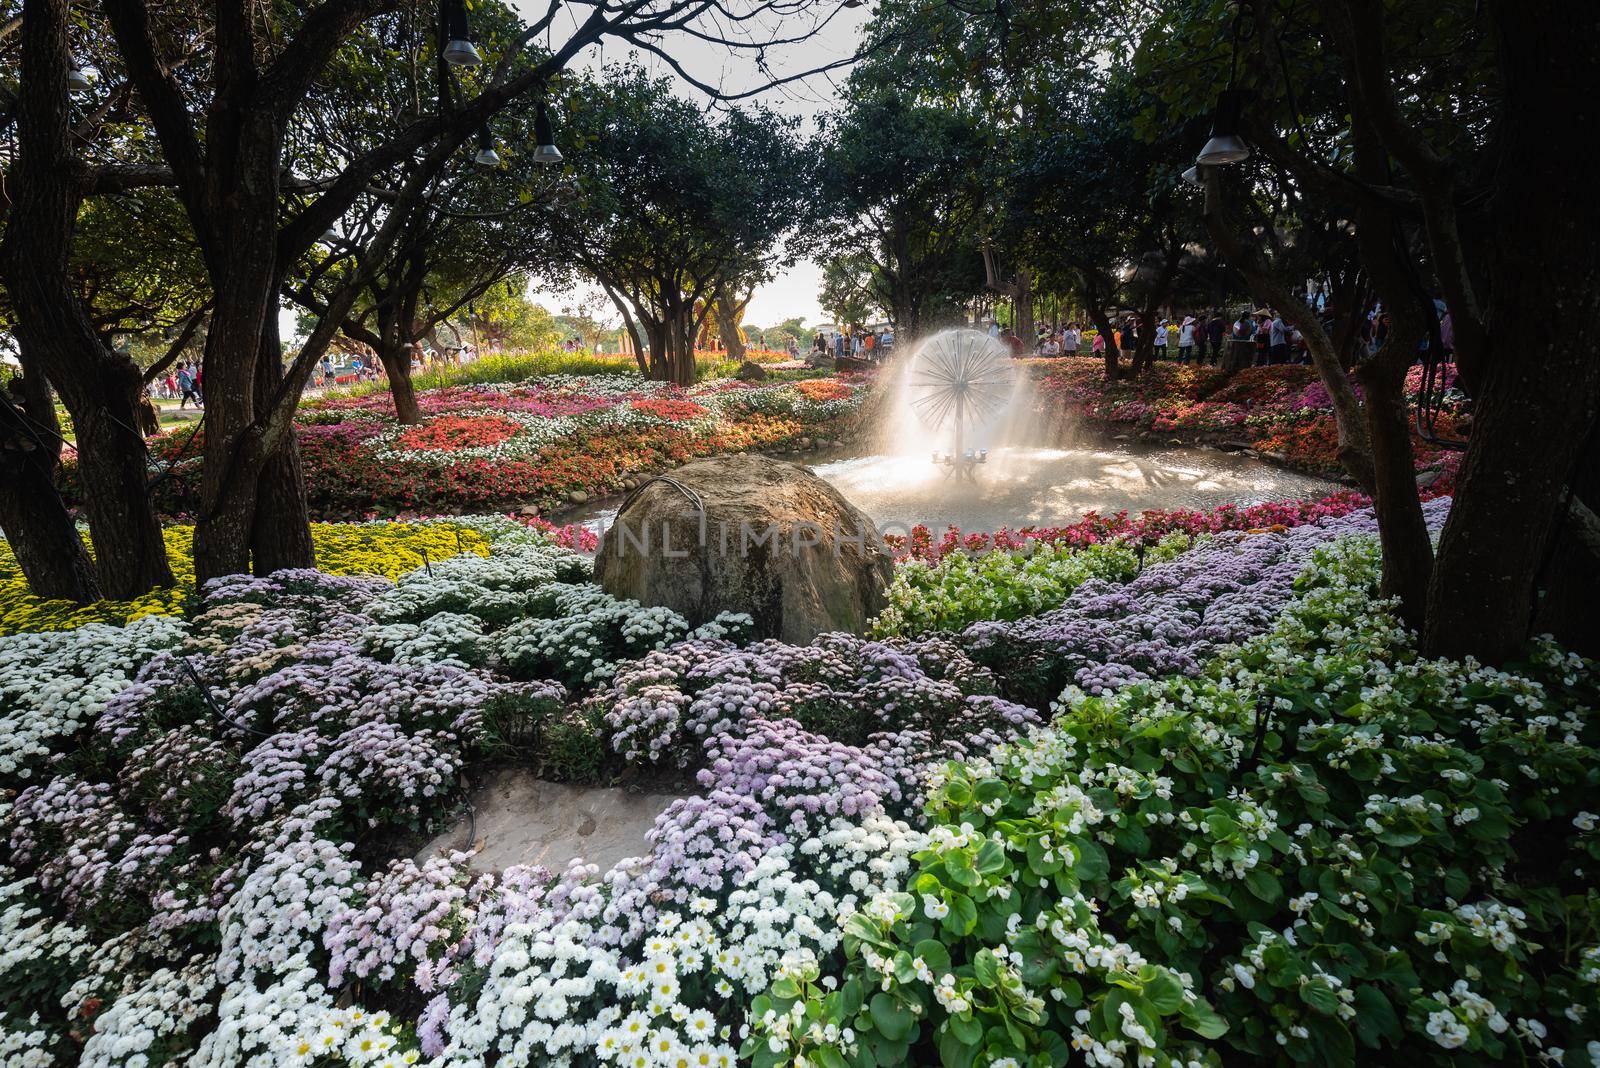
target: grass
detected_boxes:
[310,347,825,406]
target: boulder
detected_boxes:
[735,360,769,382]
[594,454,893,644]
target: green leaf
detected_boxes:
[1244,868,1282,903]
[1074,840,1109,883]
[1143,970,1185,1014]
[943,893,978,935]
[1301,981,1340,1016]
[975,838,1007,875]
[974,949,1001,988]
[948,1012,983,1046]
[945,849,979,887]
[1352,985,1400,1047]
[816,1048,850,1068]
[938,1026,979,1068]
[1182,998,1230,1040]
[870,993,915,1042]
[838,976,865,1018]
[975,778,1008,805]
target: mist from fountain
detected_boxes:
[861,329,1046,488]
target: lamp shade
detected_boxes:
[1197,88,1250,165]
[441,0,480,66]
[443,39,482,66]
[66,66,92,93]
[474,125,501,169]
[533,101,563,164]
[1181,164,1202,187]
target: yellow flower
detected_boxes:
[1,520,491,636]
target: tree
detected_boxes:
[1140,0,1600,659]
[4,0,861,594]
[1005,72,1199,378]
[818,253,880,330]
[474,283,561,352]
[1,0,178,600]
[814,86,986,337]
[547,70,808,385]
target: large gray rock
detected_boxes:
[595,454,892,643]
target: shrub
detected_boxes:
[871,535,1190,638]
[752,537,1600,1068]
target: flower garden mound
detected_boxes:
[417,770,684,874]
[3,503,1596,1067]
[133,372,873,519]
[594,454,895,644]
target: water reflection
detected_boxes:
[565,442,1340,541]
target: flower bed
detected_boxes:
[870,535,1193,638]
[757,537,1600,1068]
[0,520,502,637]
[137,372,871,519]
[1033,357,1467,479]
[2,505,1594,1068]
[885,490,1374,563]
[963,498,1451,708]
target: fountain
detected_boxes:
[562,329,1342,541]
[905,330,1015,479]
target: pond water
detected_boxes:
[566,442,1340,539]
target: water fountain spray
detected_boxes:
[907,330,1014,479]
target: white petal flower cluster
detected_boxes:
[0,615,188,779]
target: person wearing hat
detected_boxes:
[1178,315,1197,363]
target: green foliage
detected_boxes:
[871,535,1191,638]
[755,537,1600,1066]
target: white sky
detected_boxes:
[522,2,872,330]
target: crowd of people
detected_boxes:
[1027,310,1313,366]
[151,361,206,408]
[812,325,896,363]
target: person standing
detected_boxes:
[1253,314,1272,366]
[1178,315,1197,363]
[1268,311,1290,364]
[1208,313,1227,365]
[176,362,200,409]
[1153,318,1168,360]
[1063,323,1081,354]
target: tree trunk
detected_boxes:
[1085,305,1121,381]
[69,372,177,597]
[379,342,424,424]
[0,0,172,601]
[0,370,100,603]
[1529,430,1600,658]
[1354,361,1433,627]
[1013,267,1034,345]
[667,311,696,386]
[248,317,316,574]
[1420,0,1600,662]
[1423,321,1600,661]
[641,320,670,382]
[0,453,100,602]
[253,441,317,572]
[716,291,747,363]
